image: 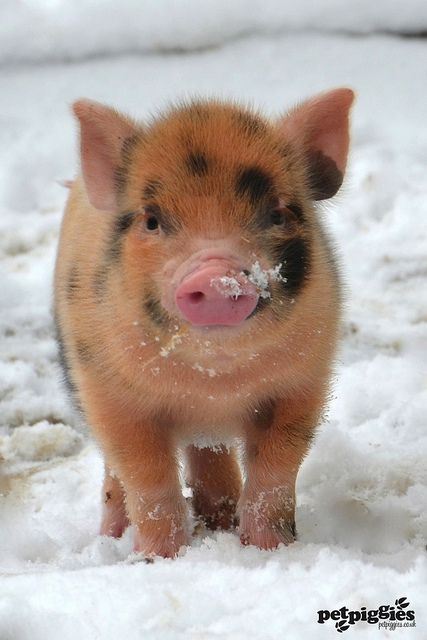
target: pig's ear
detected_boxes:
[278,88,355,200]
[72,99,141,211]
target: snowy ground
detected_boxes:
[1,5,427,639]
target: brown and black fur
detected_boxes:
[54,89,354,557]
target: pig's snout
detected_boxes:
[175,264,258,327]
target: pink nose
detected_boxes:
[175,264,258,326]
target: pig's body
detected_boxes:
[54,91,353,557]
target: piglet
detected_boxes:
[54,88,354,557]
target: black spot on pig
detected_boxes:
[186,151,209,177]
[116,210,136,234]
[114,168,127,196]
[54,316,82,412]
[307,151,343,200]
[253,398,276,430]
[115,134,142,196]
[275,237,310,296]
[107,211,135,263]
[236,167,273,205]
[144,294,169,328]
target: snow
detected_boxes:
[246,261,285,298]
[1,4,427,638]
[2,0,427,64]
[0,421,82,463]
[211,262,285,299]
[211,276,244,299]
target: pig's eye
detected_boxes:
[143,207,160,233]
[269,209,286,226]
[267,202,303,227]
[146,216,159,231]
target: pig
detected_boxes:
[54,88,354,558]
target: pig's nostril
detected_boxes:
[188,291,205,304]
[175,266,259,326]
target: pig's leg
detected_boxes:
[86,396,189,558]
[116,430,189,558]
[239,396,320,550]
[186,445,242,530]
[100,464,129,538]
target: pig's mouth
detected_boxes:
[247,294,272,319]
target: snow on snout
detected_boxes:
[210,262,285,300]
[246,261,286,299]
[210,275,244,299]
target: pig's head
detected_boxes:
[73,89,353,353]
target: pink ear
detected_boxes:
[73,99,140,211]
[279,88,355,200]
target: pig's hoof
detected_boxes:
[239,520,296,550]
[100,487,129,538]
[193,496,238,531]
[133,529,189,559]
[100,512,130,538]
